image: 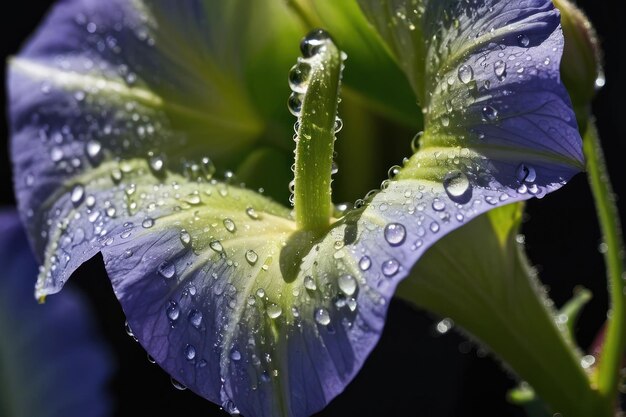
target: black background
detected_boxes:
[1,1,624,416]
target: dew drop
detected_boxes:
[314,308,331,326]
[338,274,357,296]
[188,309,203,328]
[230,349,242,361]
[443,170,471,202]
[382,259,400,277]
[85,140,102,163]
[246,207,260,220]
[245,249,258,265]
[266,303,283,319]
[517,34,530,47]
[384,223,406,246]
[180,230,192,246]
[432,199,446,212]
[209,240,223,253]
[288,92,304,116]
[288,61,311,94]
[481,105,498,122]
[300,29,330,58]
[457,64,474,84]
[166,301,180,321]
[516,163,536,183]
[184,344,196,361]
[304,275,317,291]
[50,147,64,162]
[70,184,85,206]
[158,261,176,279]
[223,218,236,233]
[142,218,154,229]
[171,378,187,391]
[430,221,440,233]
[149,154,165,174]
[494,60,507,80]
[359,255,371,271]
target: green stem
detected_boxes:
[292,31,343,234]
[583,121,626,415]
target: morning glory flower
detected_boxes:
[7,1,582,416]
[0,210,112,417]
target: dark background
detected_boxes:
[1,1,624,416]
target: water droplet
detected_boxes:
[256,288,266,298]
[359,255,371,271]
[314,308,331,325]
[246,207,259,220]
[300,29,330,58]
[517,34,530,47]
[436,318,454,334]
[334,118,343,133]
[338,274,357,296]
[188,309,203,328]
[230,349,242,361]
[304,276,317,291]
[171,378,187,391]
[266,303,283,319]
[158,261,176,279]
[288,61,311,94]
[381,259,400,277]
[166,301,180,321]
[443,170,471,203]
[223,218,236,233]
[430,221,440,233]
[70,184,85,206]
[516,163,536,183]
[50,147,64,162]
[210,240,223,253]
[245,250,258,265]
[457,64,474,84]
[142,218,154,228]
[494,60,507,80]
[481,106,498,121]
[147,354,156,364]
[288,92,304,116]
[184,344,196,360]
[411,131,424,153]
[432,199,446,212]
[581,354,596,369]
[180,230,191,246]
[85,140,102,163]
[384,223,406,246]
[149,154,165,174]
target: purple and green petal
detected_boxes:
[0,211,112,417]
[8,1,582,417]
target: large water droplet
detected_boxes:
[210,240,223,253]
[180,230,191,246]
[304,276,317,291]
[384,223,406,246]
[245,250,258,265]
[314,308,331,325]
[288,92,304,116]
[338,274,357,296]
[246,207,260,220]
[288,61,311,94]
[300,29,330,58]
[230,349,242,361]
[516,163,536,183]
[85,140,102,164]
[457,64,474,84]
[382,259,399,277]
[266,303,283,319]
[443,170,471,203]
[223,218,236,233]
[142,218,154,228]
[171,378,187,391]
[158,261,176,279]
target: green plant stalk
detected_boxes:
[293,37,342,233]
[584,121,626,414]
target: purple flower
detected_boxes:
[0,210,112,417]
[7,0,582,416]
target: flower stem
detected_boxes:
[292,30,343,234]
[583,120,626,414]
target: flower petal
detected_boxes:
[0,210,113,417]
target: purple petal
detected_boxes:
[0,210,113,417]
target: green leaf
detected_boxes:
[396,203,598,417]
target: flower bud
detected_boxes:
[553,0,603,110]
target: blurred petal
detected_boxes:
[8,1,583,417]
[0,210,112,417]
